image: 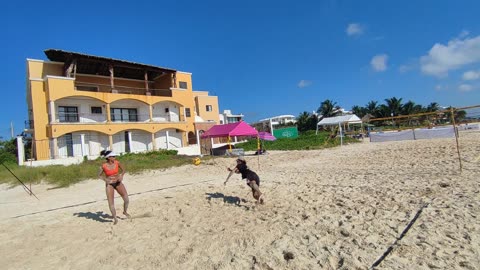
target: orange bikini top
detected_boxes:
[102,160,119,177]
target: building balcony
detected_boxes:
[52,113,183,124]
[45,76,191,105]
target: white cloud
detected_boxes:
[297,80,312,88]
[371,54,388,72]
[459,30,470,39]
[346,23,364,36]
[458,84,473,92]
[462,70,480,80]
[420,35,480,77]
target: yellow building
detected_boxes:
[26,49,219,161]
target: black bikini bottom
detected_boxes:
[108,182,121,189]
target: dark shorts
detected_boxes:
[246,173,260,187]
[108,182,122,189]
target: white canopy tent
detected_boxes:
[316,114,363,145]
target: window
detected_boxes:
[76,84,98,92]
[185,108,191,117]
[58,106,78,122]
[165,108,169,113]
[110,108,138,122]
[206,105,213,112]
[64,133,74,157]
[91,107,102,114]
[179,81,188,89]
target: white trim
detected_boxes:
[44,75,75,81]
[177,71,192,75]
[26,58,64,65]
[170,87,187,91]
[29,77,44,81]
[76,73,154,83]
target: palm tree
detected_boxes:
[402,101,424,126]
[307,114,319,131]
[365,100,379,116]
[296,112,311,132]
[384,97,403,116]
[317,99,341,119]
[402,100,422,115]
[426,102,440,112]
[351,105,366,118]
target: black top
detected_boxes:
[236,164,258,180]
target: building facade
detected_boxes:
[219,110,244,124]
[26,49,219,161]
[251,114,297,132]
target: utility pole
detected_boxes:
[10,122,14,138]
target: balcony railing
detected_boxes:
[53,113,182,123]
[75,82,176,97]
[55,113,107,123]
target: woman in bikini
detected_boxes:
[225,156,264,204]
[98,150,130,224]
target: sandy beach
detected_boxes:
[1,131,479,269]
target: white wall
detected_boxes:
[130,131,151,153]
[112,132,127,154]
[168,129,183,148]
[55,98,107,123]
[154,131,168,149]
[86,132,109,157]
[154,129,183,150]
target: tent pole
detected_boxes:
[228,135,232,152]
[450,107,462,172]
[257,136,260,170]
[339,122,343,146]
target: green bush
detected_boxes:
[235,130,359,151]
[0,149,191,188]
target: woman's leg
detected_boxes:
[115,183,130,218]
[105,185,118,224]
[248,181,262,202]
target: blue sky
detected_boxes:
[2,0,480,139]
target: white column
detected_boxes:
[52,137,59,159]
[127,131,133,153]
[49,101,56,123]
[196,130,201,145]
[165,131,170,150]
[151,133,157,150]
[80,134,86,157]
[210,137,214,148]
[149,105,153,122]
[234,136,238,143]
[16,136,24,166]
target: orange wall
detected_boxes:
[27,60,220,160]
[195,95,219,122]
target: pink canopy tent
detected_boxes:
[201,121,263,168]
[258,131,276,141]
[201,121,258,138]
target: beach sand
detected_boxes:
[0,131,479,269]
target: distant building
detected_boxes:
[251,114,296,132]
[25,49,220,161]
[219,110,244,124]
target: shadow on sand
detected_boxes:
[73,211,113,223]
[205,192,248,207]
